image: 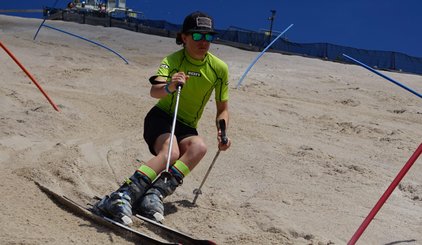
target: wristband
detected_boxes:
[164,83,173,94]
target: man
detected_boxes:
[95,11,231,225]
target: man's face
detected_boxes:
[182,32,213,60]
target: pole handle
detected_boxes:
[219,119,228,145]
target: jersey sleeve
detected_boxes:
[214,62,229,102]
[156,57,171,78]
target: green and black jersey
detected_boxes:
[154,49,229,128]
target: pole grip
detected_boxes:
[219,119,228,145]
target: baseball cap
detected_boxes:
[182,11,218,34]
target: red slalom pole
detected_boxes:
[0,41,60,112]
[348,143,422,245]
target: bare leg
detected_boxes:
[137,135,207,222]
[178,135,208,170]
[144,133,180,174]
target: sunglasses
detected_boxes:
[191,33,215,42]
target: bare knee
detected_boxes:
[190,138,207,158]
[154,134,180,163]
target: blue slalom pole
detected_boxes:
[33,19,47,40]
[34,0,60,40]
[41,24,129,64]
[343,54,421,99]
[236,24,294,88]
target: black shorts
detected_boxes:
[143,106,198,155]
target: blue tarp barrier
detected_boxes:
[216,28,422,75]
[45,9,422,76]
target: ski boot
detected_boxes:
[137,172,182,223]
[94,172,150,225]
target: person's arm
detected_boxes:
[149,76,168,98]
[150,72,188,98]
[216,100,231,151]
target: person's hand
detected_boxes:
[170,72,188,91]
[218,129,231,151]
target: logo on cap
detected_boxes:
[196,17,212,29]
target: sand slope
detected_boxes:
[0,15,421,244]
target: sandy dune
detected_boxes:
[0,15,421,244]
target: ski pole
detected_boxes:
[192,119,228,205]
[163,84,183,182]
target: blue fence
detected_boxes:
[45,8,422,76]
[219,29,422,75]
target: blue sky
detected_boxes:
[2,0,422,58]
